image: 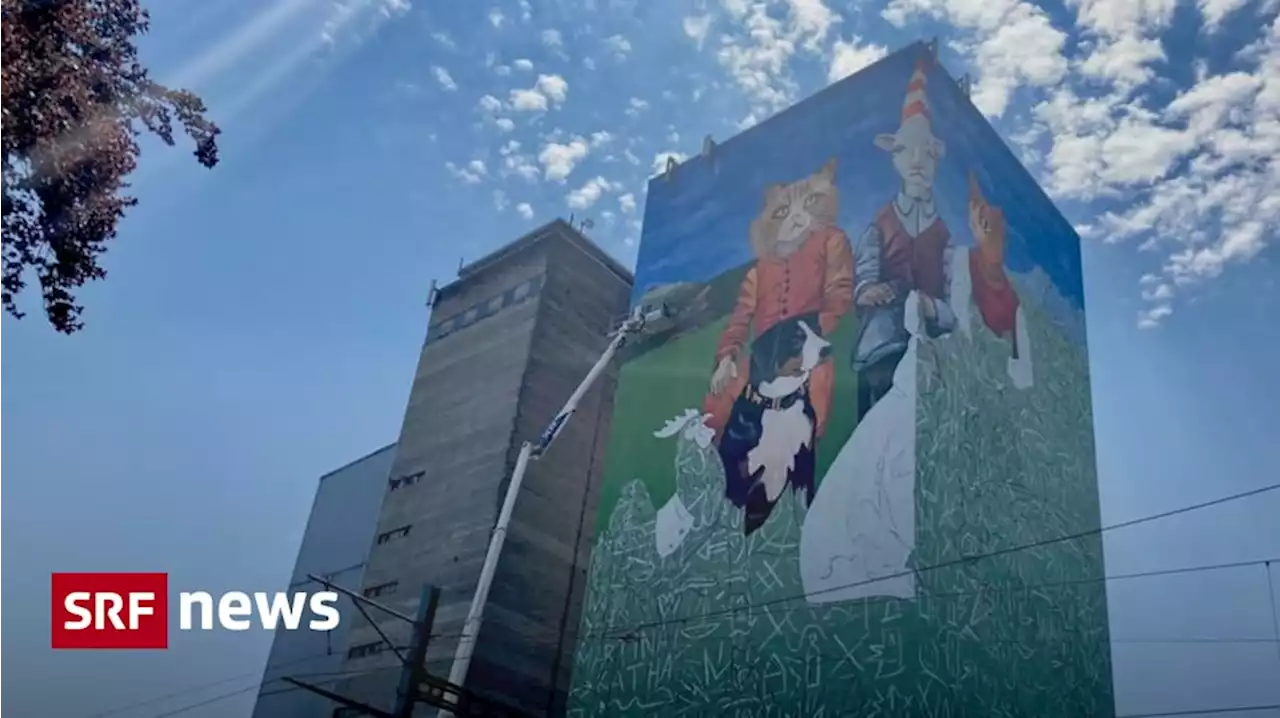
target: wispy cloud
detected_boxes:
[432,66,457,91]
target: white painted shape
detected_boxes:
[800,292,921,604]
[1008,304,1034,390]
[747,402,813,502]
[655,494,694,558]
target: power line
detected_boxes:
[143,665,399,718]
[589,482,1280,639]
[1117,704,1280,717]
[139,658,462,718]
[82,483,1280,718]
[1267,560,1280,670]
[416,556,1280,649]
[84,650,355,718]
[1112,638,1280,645]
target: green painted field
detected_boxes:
[595,303,861,534]
[569,276,1114,717]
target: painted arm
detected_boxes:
[715,266,757,363]
[819,230,855,335]
[853,224,884,306]
[924,245,958,337]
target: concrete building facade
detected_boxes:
[252,444,397,718]
[332,220,633,716]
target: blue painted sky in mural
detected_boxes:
[635,42,1086,311]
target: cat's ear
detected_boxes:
[819,158,837,180]
[764,183,784,204]
[874,133,897,152]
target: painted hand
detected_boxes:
[858,282,897,306]
[709,355,738,395]
[919,294,937,319]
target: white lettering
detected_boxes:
[180,591,215,630]
[97,593,125,630]
[254,592,307,630]
[174,591,342,631]
[128,593,155,630]
[308,592,341,631]
[218,592,252,631]
[63,592,93,630]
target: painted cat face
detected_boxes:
[968,172,1006,262]
[752,159,839,258]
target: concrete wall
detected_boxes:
[472,233,631,714]
[335,222,631,716]
[252,444,396,718]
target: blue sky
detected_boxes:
[3,1,1279,717]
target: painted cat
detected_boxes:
[704,158,855,534]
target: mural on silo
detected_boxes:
[567,42,1113,718]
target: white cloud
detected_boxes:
[444,160,485,184]
[510,88,548,112]
[432,31,457,50]
[494,118,515,132]
[828,36,889,83]
[590,131,614,147]
[625,97,649,117]
[538,137,590,182]
[605,34,632,59]
[517,202,535,219]
[477,94,504,113]
[493,189,509,211]
[432,66,457,91]
[494,64,512,76]
[619,193,637,214]
[623,148,641,166]
[541,28,563,49]
[500,140,521,155]
[488,8,504,27]
[883,0,1069,117]
[1137,303,1173,328]
[683,15,712,50]
[1198,0,1250,31]
[535,74,569,102]
[510,74,569,111]
[566,176,622,209]
[514,58,534,71]
[710,0,842,115]
[1035,15,1278,326]
[504,153,540,182]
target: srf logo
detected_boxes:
[52,573,169,650]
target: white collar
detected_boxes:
[893,191,938,237]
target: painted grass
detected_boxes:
[595,312,861,534]
[569,286,1113,718]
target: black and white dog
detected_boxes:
[719,312,831,535]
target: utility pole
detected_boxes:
[283,580,439,718]
[393,586,441,718]
[440,302,674,717]
[285,577,534,717]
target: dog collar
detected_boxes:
[743,377,810,411]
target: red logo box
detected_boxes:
[51,573,169,649]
